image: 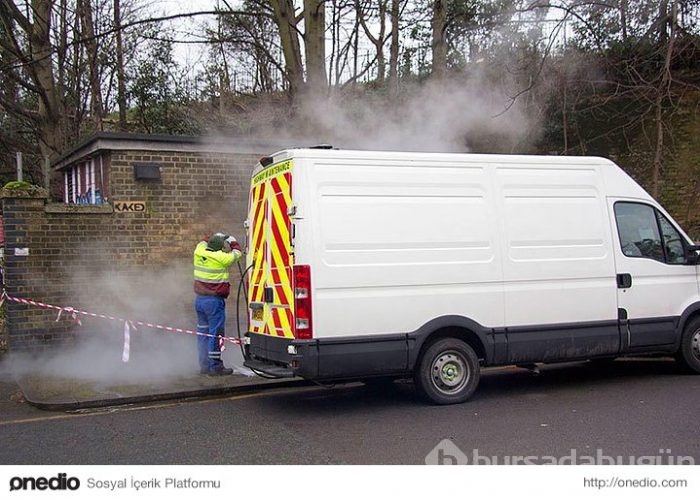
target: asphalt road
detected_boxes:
[1,358,699,465]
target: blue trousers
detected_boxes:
[195,295,226,372]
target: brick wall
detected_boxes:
[1,149,261,351]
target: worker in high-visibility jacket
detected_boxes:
[193,232,243,375]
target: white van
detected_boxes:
[242,148,700,404]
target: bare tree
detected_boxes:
[209,1,284,95]
[356,0,389,83]
[0,0,72,157]
[328,0,359,85]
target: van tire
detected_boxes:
[677,318,700,374]
[414,338,480,405]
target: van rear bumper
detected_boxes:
[244,333,296,377]
[244,332,410,381]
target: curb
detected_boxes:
[18,377,309,412]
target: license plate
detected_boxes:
[252,308,263,321]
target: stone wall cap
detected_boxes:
[0,185,49,199]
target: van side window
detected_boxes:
[614,202,685,264]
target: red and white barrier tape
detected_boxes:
[0,290,244,362]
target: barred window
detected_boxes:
[62,158,105,204]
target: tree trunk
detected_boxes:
[78,0,103,130]
[657,0,670,43]
[304,0,328,93]
[352,8,360,84]
[619,0,628,42]
[29,0,69,157]
[57,0,68,100]
[651,0,677,198]
[562,79,568,153]
[388,0,400,95]
[329,0,337,84]
[114,0,128,130]
[216,9,231,112]
[376,0,387,83]
[431,0,448,80]
[269,0,305,100]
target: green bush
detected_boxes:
[3,181,33,190]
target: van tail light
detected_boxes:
[293,265,313,339]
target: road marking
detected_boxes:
[0,386,313,427]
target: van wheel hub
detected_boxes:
[692,331,700,360]
[432,352,468,393]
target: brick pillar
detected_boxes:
[0,187,69,351]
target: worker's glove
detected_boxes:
[225,235,242,253]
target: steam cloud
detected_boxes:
[287,73,540,153]
[2,261,251,385]
[0,61,544,386]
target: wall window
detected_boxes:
[614,202,686,264]
[63,157,106,204]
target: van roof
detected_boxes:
[268,148,615,166]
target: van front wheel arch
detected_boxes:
[414,338,480,405]
[677,317,700,374]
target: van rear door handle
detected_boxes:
[617,273,632,289]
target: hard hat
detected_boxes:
[207,233,226,251]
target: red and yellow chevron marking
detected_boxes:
[247,160,294,338]
[270,307,293,337]
[248,180,267,335]
[267,171,294,337]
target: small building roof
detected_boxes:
[52,132,300,171]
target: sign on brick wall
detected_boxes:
[114,201,146,213]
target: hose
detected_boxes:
[250,368,284,379]
[235,260,253,358]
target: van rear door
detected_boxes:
[246,159,295,339]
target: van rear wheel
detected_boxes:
[414,338,480,405]
[677,317,700,373]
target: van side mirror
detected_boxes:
[686,245,700,265]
